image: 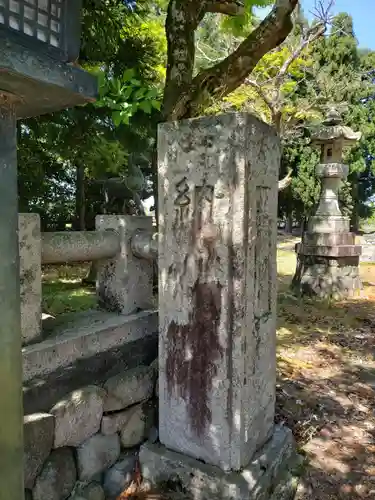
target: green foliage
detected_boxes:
[306,13,375,227]
[201,11,323,139]
[221,0,272,37]
[278,140,320,222]
[94,68,162,126]
[18,0,167,228]
[20,2,375,234]
[276,12,375,228]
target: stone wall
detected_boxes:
[24,360,158,500]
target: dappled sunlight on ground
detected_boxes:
[276,247,375,499]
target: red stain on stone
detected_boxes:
[166,281,223,437]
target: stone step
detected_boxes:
[23,309,158,414]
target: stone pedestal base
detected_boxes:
[139,426,300,500]
[292,254,362,299]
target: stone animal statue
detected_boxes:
[90,161,146,217]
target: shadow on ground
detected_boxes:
[276,261,375,499]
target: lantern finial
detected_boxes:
[323,107,343,126]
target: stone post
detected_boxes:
[140,113,298,499]
[292,109,362,298]
[0,93,24,500]
[95,215,154,315]
[19,214,42,346]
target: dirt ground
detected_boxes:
[277,250,375,499]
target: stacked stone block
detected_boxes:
[23,361,158,500]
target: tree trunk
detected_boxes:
[286,213,293,233]
[75,164,86,231]
[162,0,298,121]
[350,175,360,233]
[155,0,299,214]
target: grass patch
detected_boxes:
[42,264,95,316]
[42,281,96,316]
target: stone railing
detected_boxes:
[21,213,159,499]
[19,213,158,347]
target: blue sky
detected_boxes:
[302,0,373,49]
[256,0,374,50]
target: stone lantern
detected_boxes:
[292,108,362,299]
[0,2,97,498]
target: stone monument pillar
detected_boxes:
[292,109,362,299]
[140,113,298,499]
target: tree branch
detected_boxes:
[274,23,325,90]
[278,168,293,191]
[245,77,275,114]
[207,0,245,16]
[163,0,299,120]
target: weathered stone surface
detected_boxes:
[19,213,42,346]
[150,358,159,398]
[77,433,121,481]
[51,386,105,448]
[308,214,350,233]
[0,36,98,119]
[150,358,158,373]
[103,365,155,412]
[293,112,362,299]
[303,232,355,246]
[41,230,120,264]
[158,113,279,471]
[298,243,362,258]
[120,401,155,448]
[140,425,299,500]
[23,311,158,417]
[71,482,105,500]
[101,403,155,438]
[33,448,76,500]
[292,254,362,299]
[96,215,154,315]
[148,426,159,444]
[103,452,137,499]
[24,413,55,489]
[101,410,131,436]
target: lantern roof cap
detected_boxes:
[311,107,361,145]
